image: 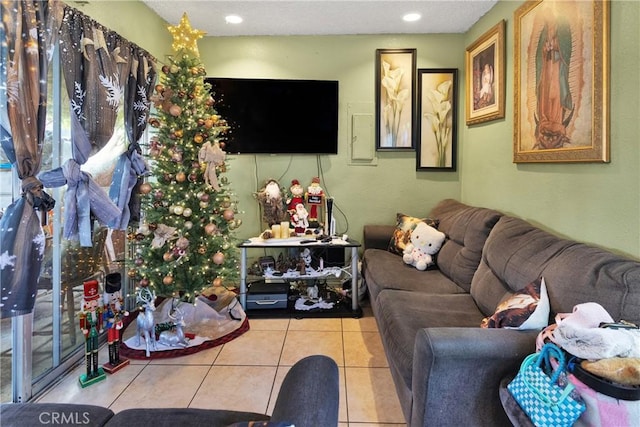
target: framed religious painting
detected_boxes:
[513,0,610,163]
[375,48,416,150]
[416,69,458,170]
[465,20,505,125]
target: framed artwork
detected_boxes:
[375,48,416,150]
[465,20,505,125]
[513,0,610,163]
[416,68,458,170]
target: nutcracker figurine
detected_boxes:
[102,273,130,374]
[306,177,324,227]
[79,279,106,387]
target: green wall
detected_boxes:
[462,0,640,259]
[83,0,640,259]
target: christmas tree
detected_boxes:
[130,14,242,301]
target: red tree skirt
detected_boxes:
[118,298,250,359]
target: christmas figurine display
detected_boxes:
[102,273,130,374]
[306,177,324,227]
[79,280,106,387]
[286,179,305,225]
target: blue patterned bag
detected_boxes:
[507,343,585,427]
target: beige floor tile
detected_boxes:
[247,317,291,331]
[109,365,211,412]
[149,345,221,365]
[36,363,145,408]
[345,367,404,424]
[287,317,342,331]
[190,365,277,414]
[280,330,344,366]
[343,331,388,368]
[215,330,285,366]
[342,309,379,333]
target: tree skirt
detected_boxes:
[119,297,249,360]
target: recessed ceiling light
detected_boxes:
[225,15,243,24]
[403,13,421,22]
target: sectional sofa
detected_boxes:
[362,199,640,427]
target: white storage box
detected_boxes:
[247,282,289,310]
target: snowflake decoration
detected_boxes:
[100,73,123,109]
[0,251,17,270]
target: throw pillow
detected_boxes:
[481,277,550,330]
[388,213,439,255]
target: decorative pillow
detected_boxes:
[481,277,550,330]
[388,213,439,255]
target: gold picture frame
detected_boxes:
[375,48,416,150]
[465,20,506,125]
[513,0,610,163]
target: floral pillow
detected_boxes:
[388,213,440,255]
[481,277,550,330]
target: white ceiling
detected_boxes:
[140,0,498,37]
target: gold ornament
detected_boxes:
[213,278,223,287]
[212,252,225,265]
[139,182,152,194]
[163,275,174,285]
[167,13,206,56]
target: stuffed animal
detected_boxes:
[402,222,446,270]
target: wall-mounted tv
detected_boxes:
[206,77,339,155]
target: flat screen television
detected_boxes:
[205,77,339,154]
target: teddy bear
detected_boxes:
[402,221,446,271]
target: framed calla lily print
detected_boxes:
[375,48,416,150]
[416,69,458,170]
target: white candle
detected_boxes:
[280,221,290,238]
[271,224,281,239]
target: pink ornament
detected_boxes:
[223,209,234,220]
[213,252,225,265]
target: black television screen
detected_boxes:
[206,77,339,154]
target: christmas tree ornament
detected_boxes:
[139,182,152,194]
[175,171,186,182]
[170,64,179,74]
[173,206,184,216]
[188,173,198,182]
[182,208,193,217]
[193,133,204,144]
[213,277,223,287]
[169,104,182,117]
[198,246,206,254]
[199,201,209,209]
[223,209,234,220]
[163,252,174,262]
[204,223,218,235]
[154,190,164,200]
[161,65,170,74]
[213,252,225,265]
[184,221,193,229]
[176,237,190,249]
[128,269,138,278]
[163,275,174,285]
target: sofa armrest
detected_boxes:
[271,355,339,427]
[411,327,538,427]
[363,224,395,251]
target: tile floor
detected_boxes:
[36,303,406,426]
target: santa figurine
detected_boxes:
[79,280,106,387]
[286,179,305,224]
[306,177,324,227]
[292,203,310,234]
[254,179,286,226]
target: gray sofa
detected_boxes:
[0,355,339,427]
[362,199,640,427]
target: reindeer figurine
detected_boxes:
[135,286,157,357]
[158,299,190,348]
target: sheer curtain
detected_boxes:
[0,0,60,318]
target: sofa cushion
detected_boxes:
[375,290,485,393]
[1,403,114,427]
[388,213,439,255]
[107,408,269,426]
[428,199,503,292]
[480,277,550,330]
[362,249,466,302]
[471,216,640,325]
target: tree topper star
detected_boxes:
[168,13,206,56]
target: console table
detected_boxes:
[237,237,361,316]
